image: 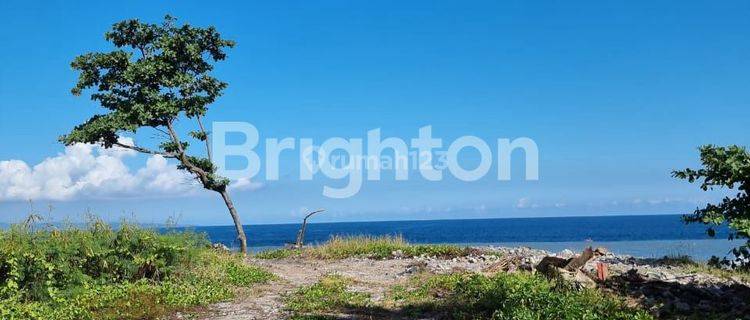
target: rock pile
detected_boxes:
[395,245,750,318]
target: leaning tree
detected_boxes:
[674,145,750,269]
[61,16,250,254]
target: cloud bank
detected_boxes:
[0,139,261,201]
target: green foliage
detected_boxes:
[0,220,273,319]
[63,15,233,144]
[60,15,235,193]
[224,261,275,286]
[286,271,651,319]
[159,140,189,153]
[255,247,299,259]
[389,272,653,320]
[189,130,208,141]
[256,235,481,260]
[285,274,370,314]
[673,145,750,268]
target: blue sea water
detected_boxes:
[184,215,738,260]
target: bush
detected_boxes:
[390,272,653,320]
[0,219,273,320]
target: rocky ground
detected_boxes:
[187,246,750,320]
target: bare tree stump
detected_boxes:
[294,209,325,248]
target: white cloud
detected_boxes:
[290,206,310,218]
[229,177,264,191]
[515,197,539,209]
[0,139,207,201]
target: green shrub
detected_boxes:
[285,274,370,313]
[390,272,653,320]
[0,219,273,320]
[224,261,275,286]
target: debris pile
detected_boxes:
[405,245,750,318]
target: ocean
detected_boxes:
[186,214,737,260]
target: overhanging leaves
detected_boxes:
[673,145,750,268]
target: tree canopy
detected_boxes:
[674,145,750,268]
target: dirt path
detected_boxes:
[198,258,416,319]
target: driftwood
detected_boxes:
[535,247,608,289]
[564,246,596,271]
[536,256,570,275]
[536,247,607,273]
[293,209,325,248]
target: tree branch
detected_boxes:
[196,115,212,162]
[166,120,210,178]
[165,120,185,154]
[137,44,150,59]
[113,142,177,158]
[151,126,170,137]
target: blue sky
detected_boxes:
[1,0,749,225]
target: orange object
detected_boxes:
[596,262,608,281]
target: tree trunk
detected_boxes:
[219,190,248,255]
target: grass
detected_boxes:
[284,274,370,315]
[284,271,653,319]
[0,218,274,320]
[255,235,486,260]
[387,271,655,320]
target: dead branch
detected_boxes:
[294,209,325,248]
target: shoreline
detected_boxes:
[247,238,739,261]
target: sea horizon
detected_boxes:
[190,212,693,227]
[178,214,735,260]
[0,212,690,228]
